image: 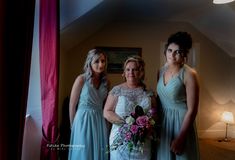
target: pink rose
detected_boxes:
[136,116,149,126]
[130,125,139,134]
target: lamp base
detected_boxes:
[218,138,231,142]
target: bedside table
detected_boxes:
[199,138,235,160]
[205,138,235,151]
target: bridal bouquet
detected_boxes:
[110,105,157,153]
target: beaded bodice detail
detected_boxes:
[109,85,152,118]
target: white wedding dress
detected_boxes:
[109,85,152,160]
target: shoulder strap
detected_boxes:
[179,65,186,82]
[159,65,167,78]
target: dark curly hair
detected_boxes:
[164,31,192,57]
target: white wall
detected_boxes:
[60,0,103,29]
[22,0,42,159]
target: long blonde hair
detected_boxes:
[83,49,108,85]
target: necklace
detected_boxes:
[166,65,182,79]
[167,69,177,78]
[125,82,140,89]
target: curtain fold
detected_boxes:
[39,0,59,159]
[0,0,35,159]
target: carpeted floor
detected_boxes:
[199,139,235,160]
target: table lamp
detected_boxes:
[221,111,234,142]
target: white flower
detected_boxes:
[125,116,135,125]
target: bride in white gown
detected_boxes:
[104,56,157,160]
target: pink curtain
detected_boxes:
[39,0,59,159]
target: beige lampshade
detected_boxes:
[213,0,235,4]
[221,111,234,124]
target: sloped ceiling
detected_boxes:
[60,0,235,57]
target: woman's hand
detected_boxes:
[170,137,185,155]
[112,117,125,124]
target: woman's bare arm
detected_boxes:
[69,75,84,127]
[103,94,125,124]
[170,68,199,154]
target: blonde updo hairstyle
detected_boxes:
[122,55,146,89]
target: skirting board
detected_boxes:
[198,130,235,139]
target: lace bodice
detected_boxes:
[109,85,152,118]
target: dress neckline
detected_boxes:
[122,84,143,91]
[87,81,102,90]
[162,65,184,86]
